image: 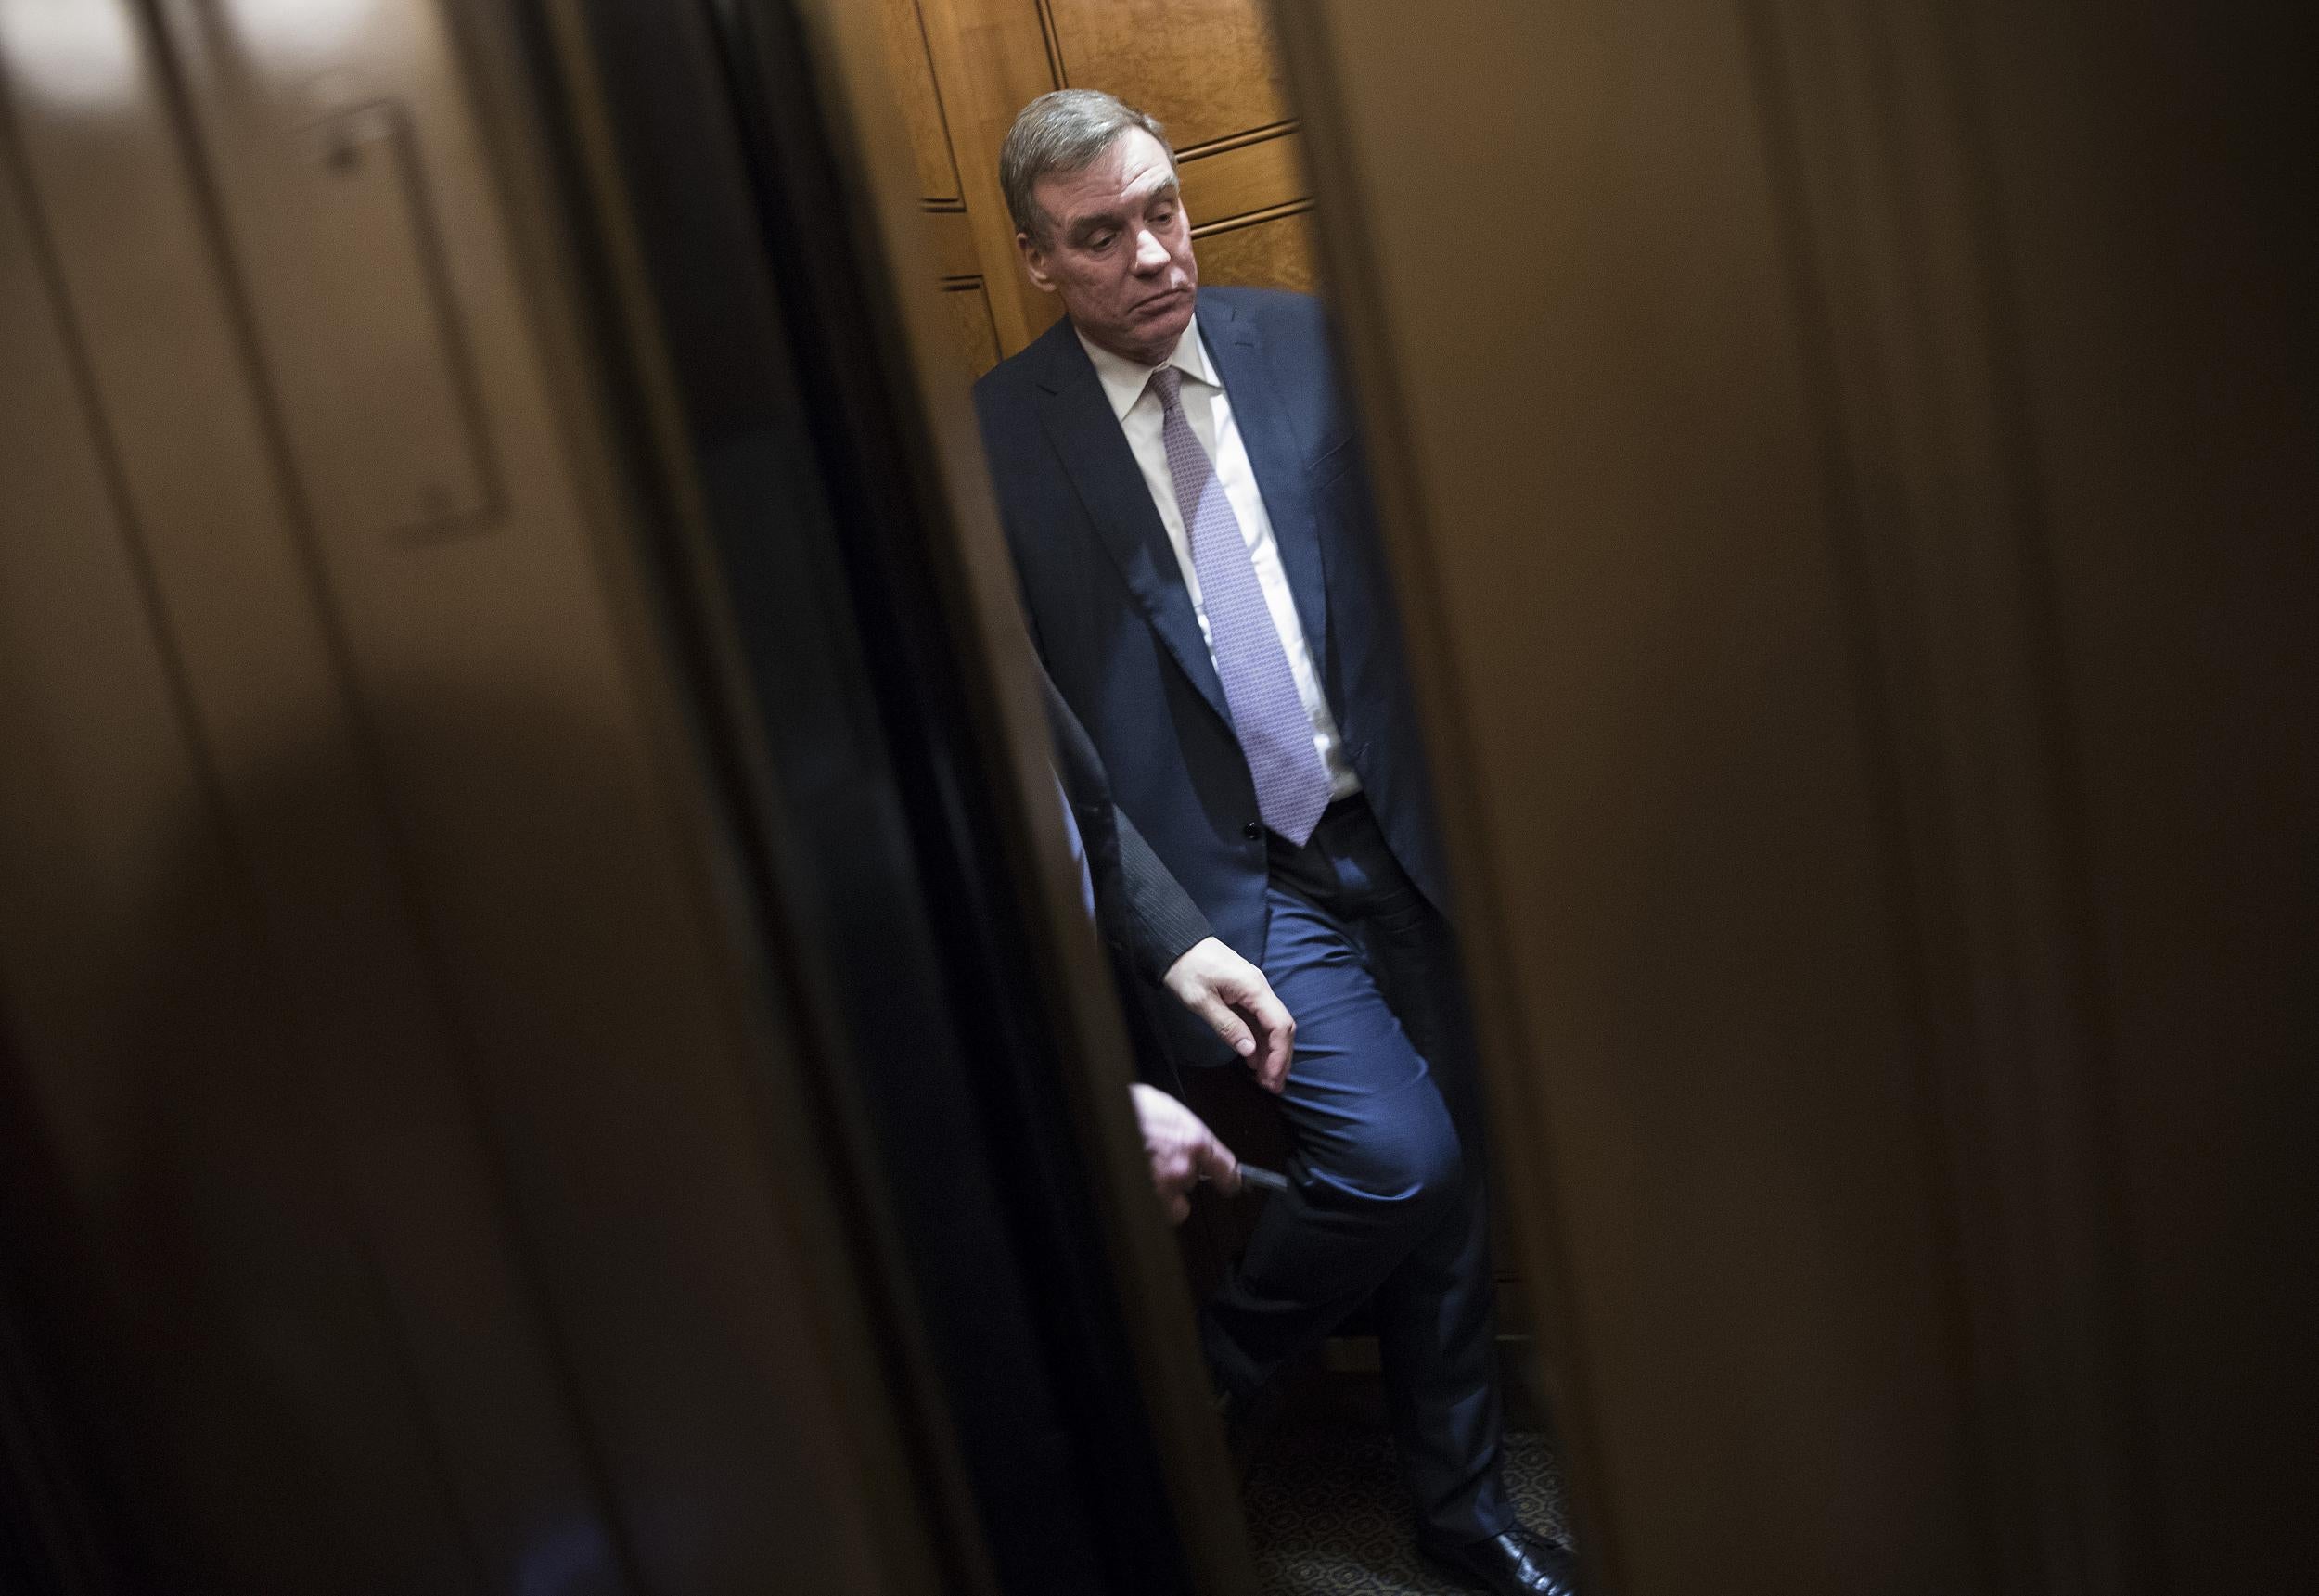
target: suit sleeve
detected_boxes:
[1108,803,1214,986]
[1035,648,1213,984]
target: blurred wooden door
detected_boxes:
[1276,1,2319,1593]
[0,2,979,1590]
[874,0,1321,375]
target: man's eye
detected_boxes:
[1152,206,1176,224]
[1088,232,1117,250]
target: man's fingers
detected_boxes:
[1255,1038,1288,1092]
[1194,1133,1240,1196]
[1248,1009,1294,1092]
[1134,1082,1239,1224]
[1192,993,1258,1059]
[1230,980,1297,1092]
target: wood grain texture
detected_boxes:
[1043,0,1291,151]
[921,206,981,280]
[1180,129,1307,227]
[941,280,1006,375]
[917,0,1063,350]
[877,0,965,201]
[1193,208,1318,293]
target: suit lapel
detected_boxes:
[1033,326,1230,723]
[1207,297,1332,687]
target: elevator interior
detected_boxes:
[1,2,2313,1594]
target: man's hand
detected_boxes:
[1161,936,1296,1092]
[1131,1083,1238,1224]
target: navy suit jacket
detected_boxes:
[977,287,1448,1017]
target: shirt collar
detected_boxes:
[1075,315,1217,423]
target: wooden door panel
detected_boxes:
[1184,128,1317,291]
[924,207,982,281]
[941,280,1006,374]
[878,0,966,202]
[1194,211,1318,293]
[914,0,1062,350]
[1040,0,1290,152]
[1179,128,1307,228]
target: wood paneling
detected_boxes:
[923,205,981,281]
[1179,129,1307,227]
[878,0,964,202]
[916,0,1064,349]
[1194,209,1318,294]
[1041,0,1290,152]
[942,281,1004,375]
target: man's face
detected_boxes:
[1019,128,1198,365]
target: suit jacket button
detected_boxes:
[1243,821,1263,841]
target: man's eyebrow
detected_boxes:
[1067,207,1126,240]
[1063,172,1180,240]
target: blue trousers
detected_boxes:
[1199,798,1511,1544]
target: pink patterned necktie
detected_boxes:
[1150,365,1334,846]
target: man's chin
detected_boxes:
[1136,295,1197,342]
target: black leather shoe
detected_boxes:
[1419,1526,1581,1596]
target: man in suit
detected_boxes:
[975,90,1577,1596]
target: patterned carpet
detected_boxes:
[1243,1405,1572,1596]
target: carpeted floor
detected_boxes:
[1243,1408,1572,1595]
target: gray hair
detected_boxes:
[999,89,1172,245]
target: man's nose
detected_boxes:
[1133,227,1170,273]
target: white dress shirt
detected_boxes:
[1078,320,1361,799]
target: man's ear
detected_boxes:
[1016,230,1057,294]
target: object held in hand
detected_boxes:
[1234,1163,1290,1194]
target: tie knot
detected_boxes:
[1149,365,1183,412]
